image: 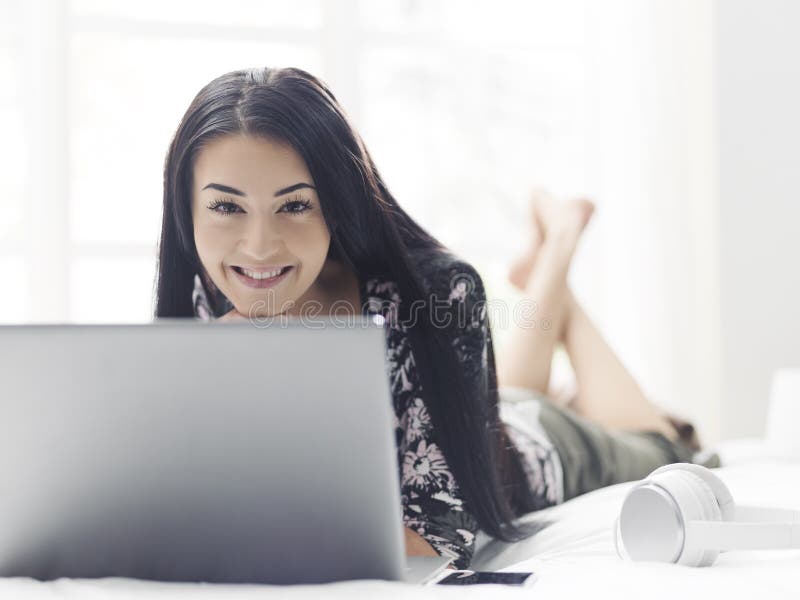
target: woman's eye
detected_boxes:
[208,201,241,215]
[280,199,312,214]
[206,197,311,216]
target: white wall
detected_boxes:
[716,0,800,438]
[574,0,721,444]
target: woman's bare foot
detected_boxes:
[507,189,547,290]
[536,194,595,248]
[508,191,595,291]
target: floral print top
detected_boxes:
[191,252,562,569]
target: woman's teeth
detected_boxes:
[240,267,285,280]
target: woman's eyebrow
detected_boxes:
[274,182,316,196]
[202,183,246,196]
[200,182,315,197]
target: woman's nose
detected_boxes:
[239,217,283,259]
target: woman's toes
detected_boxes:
[548,196,595,239]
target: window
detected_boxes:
[2,0,588,330]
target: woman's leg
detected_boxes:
[561,289,678,440]
[498,193,593,395]
[499,192,677,441]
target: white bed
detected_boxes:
[2,453,799,599]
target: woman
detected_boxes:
[155,67,718,571]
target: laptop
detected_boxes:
[0,317,451,584]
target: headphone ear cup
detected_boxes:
[617,472,688,564]
[650,470,722,567]
[648,463,735,521]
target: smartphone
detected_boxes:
[435,570,536,586]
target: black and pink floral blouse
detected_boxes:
[191,252,562,569]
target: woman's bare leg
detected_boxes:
[500,192,678,441]
[561,290,678,440]
[498,194,593,395]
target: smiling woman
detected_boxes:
[153,65,720,572]
[153,65,722,573]
[154,66,552,569]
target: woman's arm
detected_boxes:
[404,526,439,556]
[405,527,456,569]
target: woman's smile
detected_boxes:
[229,264,294,289]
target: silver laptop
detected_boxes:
[0,317,451,584]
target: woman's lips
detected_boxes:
[230,265,293,289]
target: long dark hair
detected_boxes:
[155,67,542,542]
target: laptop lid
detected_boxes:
[0,317,407,584]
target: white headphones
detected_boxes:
[614,462,800,566]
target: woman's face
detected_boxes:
[191,134,331,317]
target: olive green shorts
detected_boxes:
[498,386,720,504]
[535,398,703,502]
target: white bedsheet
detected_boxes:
[3,460,799,599]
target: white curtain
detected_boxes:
[570,0,721,443]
